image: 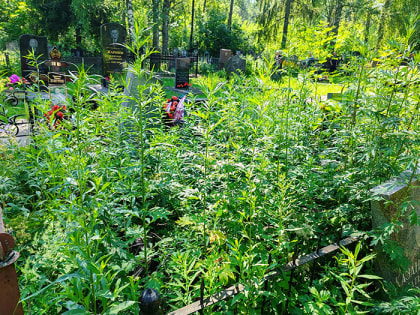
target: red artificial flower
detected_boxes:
[172,96,177,101]
[167,98,171,102]
[170,106,175,111]
[168,113,173,119]
[173,101,178,106]
[62,105,67,111]
[52,105,59,111]
[56,111,64,119]
[48,110,53,116]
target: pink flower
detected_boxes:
[9,74,20,84]
[9,87,13,91]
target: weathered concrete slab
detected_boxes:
[371,168,420,288]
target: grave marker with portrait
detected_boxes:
[100,23,127,77]
[19,34,49,82]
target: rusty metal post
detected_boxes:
[5,53,10,70]
[139,288,163,315]
[0,207,24,315]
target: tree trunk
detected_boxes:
[281,0,293,49]
[126,0,135,43]
[152,0,160,49]
[376,0,392,50]
[330,0,343,47]
[203,0,207,12]
[162,0,170,54]
[364,9,371,43]
[189,0,195,49]
[228,0,234,30]
[76,27,82,48]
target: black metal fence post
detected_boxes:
[5,53,10,70]
[139,288,163,315]
[310,236,322,286]
[285,243,299,311]
[260,252,272,314]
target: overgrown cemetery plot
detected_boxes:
[0,24,420,315]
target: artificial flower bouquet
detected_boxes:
[5,74,30,92]
[162,95,186,127]
[44,104,67,130]
[176,82,192,89]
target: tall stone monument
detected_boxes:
[371,168,420,288]
[100,23,127,78]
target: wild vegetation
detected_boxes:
[0,0,419,314]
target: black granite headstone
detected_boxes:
[19,34,49,81]
[175,58,190,89]
[71,48,84,58]
[100,23,127,76]
[149,52,161,71]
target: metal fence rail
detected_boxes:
[166,236,360,315]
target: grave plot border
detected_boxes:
[139,235,361,315]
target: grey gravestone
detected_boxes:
[6,41,18,52]
[121,68,162,135]
[100,23,127,76]
[168,48,179,71]
[219,49,233,70]
[371,169,420,288]
[181,49,187,57]
[19,34,49,81]
[225,55,246,79]
[175,58,190,89]
[204,51,209,63]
